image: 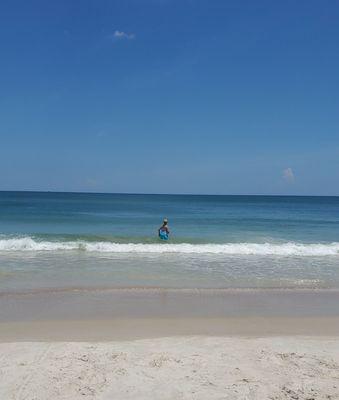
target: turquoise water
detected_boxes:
[0,191,339,291]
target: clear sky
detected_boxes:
[1,0,338,195]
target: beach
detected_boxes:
[1,192,339,398]
[1,288,339,399]
[1,336,339,400]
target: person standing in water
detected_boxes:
[158,218,170,240]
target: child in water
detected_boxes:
[158,218,170,240]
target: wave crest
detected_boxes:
[0,237,338,256]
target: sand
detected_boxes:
[1,336,339,400]
[1,317,339,341]
[1,289,339,398]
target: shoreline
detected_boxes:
[2,286,339,322]
[2,286,339,296]
[2,288,339,341]
[1,317,339,342]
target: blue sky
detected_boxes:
[1,0,338,195]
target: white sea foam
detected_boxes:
[0,237,339,256]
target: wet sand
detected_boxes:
[2,287,339,321]
[1,316,339,342]
[1,288,339,340]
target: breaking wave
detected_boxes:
[0,237,339,256]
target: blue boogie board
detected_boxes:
[159,230,169,240]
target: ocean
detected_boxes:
[0,191,339,292]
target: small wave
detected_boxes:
[0,237,339,256]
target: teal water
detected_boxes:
[0,191,339,291]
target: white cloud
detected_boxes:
[113,30,135,40]
[282,167,295,183]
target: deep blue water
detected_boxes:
[1,191,338,243]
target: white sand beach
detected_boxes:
[1,336,339,400]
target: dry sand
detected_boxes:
[1,336,339,400]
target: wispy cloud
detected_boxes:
[112,30,135,40]
[282,167,295,183]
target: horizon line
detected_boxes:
[0,190,338,198]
